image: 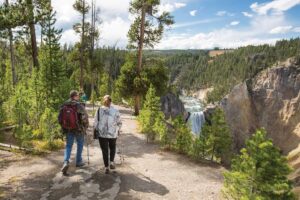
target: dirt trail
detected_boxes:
[0,105,224,200]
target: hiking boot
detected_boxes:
[76,162,85,168]
[105,168,110,174]
[61,162,69,175]
[110,162,116,170]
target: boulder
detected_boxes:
[161,93,186,119]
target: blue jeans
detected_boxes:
[64,132,84,165]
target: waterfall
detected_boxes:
[180,96,205,135]
[189,112,205,135]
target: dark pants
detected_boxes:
[99,137,117,167]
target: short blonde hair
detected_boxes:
[102,95,112,105]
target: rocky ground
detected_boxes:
[0,105,224,200]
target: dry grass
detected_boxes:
[31,139,64,153]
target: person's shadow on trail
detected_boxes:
[91,171,169,199]
[116,172,169,198]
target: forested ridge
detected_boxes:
[162,38,300,102]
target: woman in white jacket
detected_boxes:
[94,95,122,174]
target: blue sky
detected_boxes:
[2,0,299,49]
[156,0,300,49]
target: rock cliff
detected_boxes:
[221,58,300,194]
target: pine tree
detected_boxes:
[208,108,232,162]
[173,116,193,154]
[73,0,90,90]
[39,9,67,108]
[138,84,163,142]
[143,84,161,111]
[223,129,295,200]
[128,0,174,115]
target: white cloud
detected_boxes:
[250,12,286,32]
[216,10,234,17]
[270,26,293,34]
[100,17,130,48]
[251,0,300,15]
[242,12,253,18]
[53,0,131,47]
[190,10,197,16]
[216,11,226,16]
[173,18,219,28]
[157,30,280,49]
[230,21,240,26]
[60,29,79,45]
[175,3,186,9]
[159,2,186,13]
[294,27,300,33]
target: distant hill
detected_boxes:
[161,38,300,103]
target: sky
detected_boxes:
[3,0,300,49]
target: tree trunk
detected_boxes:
[211,143,215,161]
[79,0,86,91]
[28,0,39,71]
[134,3,146,116]
[6,0,17,86]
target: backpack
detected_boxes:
[59,104,79,131]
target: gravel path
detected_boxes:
[0,105,224,200]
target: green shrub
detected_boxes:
[111,89,123,105]
[154,114,173,148]
[15,125,33,146]
[39,108,62,142]
[0,105,5,128]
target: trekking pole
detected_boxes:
[87,142,90,165]
[85,128,90,165]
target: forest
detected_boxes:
[163,38,300,102]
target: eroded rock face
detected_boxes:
[161,93,186,119]
[222,59,300,155]
[221,82,258,151]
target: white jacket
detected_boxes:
[93,106,122,138]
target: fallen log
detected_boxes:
[0,125,17,132]
[0,142,33,152]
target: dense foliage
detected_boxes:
[223,129,295,200]
[0,0,127,150]
[191,108,232,162]
[115,54,169,102]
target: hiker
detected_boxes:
[58,90,89,175]
[80,91,88,103]
[93,95,122,174]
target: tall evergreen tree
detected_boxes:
[73,0,90,90]
[223,129,295,200]
[138,84,164,142]
[4,0,17,86]
[0,0,50,71]
[128,0,174,115]
[39,9,66,108]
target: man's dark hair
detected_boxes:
[70,90,79,99]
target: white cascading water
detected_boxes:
[180,96,205,135]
